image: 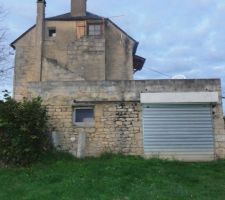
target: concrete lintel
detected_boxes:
[141,92,219,104]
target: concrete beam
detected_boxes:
[141,92,219,104]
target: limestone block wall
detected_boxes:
[47,102,143,156]
[42,37,105,81]
[24,79,225,159]
[67,37,106,81]
[12,19,136,90]
[43,20,106,81]
[13,27,38,98]
[105,20,135,80]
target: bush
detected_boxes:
[0,91,52,166]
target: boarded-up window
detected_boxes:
[76,21,86,39]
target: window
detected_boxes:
[88,24,102,36]
[73,107,94,126]
[48,28,56,38]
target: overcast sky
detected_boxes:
[0,0,224,111]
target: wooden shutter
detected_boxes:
[76,21,86,39]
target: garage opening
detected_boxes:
[142,104,214,161]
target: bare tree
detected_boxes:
[0,5,13,82]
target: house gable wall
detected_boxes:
[13,27,38,98]
[105,21,135,80]
[13,18,135,93]
[42,20,106,81]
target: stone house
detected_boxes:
[11,0,225,161]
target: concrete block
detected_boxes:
[77,132,87,158]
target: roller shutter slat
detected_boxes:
[143,104,214,161]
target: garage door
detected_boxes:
[143,104,214,161]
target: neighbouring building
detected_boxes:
[11,0,225,161]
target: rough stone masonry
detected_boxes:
[25,80,225,160]
[10,0,225,161]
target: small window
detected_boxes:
[88,24,102,36]
[48,28,56,38]
[73,107,94,126]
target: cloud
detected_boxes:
[0,0,224,111]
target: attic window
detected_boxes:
[48,28,56,38]
[88,24,102,36]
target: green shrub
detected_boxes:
[0,91,52,166]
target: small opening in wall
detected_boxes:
[73,107,95,127]
[48,28,56,38]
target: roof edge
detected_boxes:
[10,12,139,52]
[46,11,104,21]
[106,19,139,56]
[107,19,138,47]
[10,25,36,49]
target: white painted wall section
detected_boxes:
[140,92,219,104]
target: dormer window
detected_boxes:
[48,28,56,38]
[88,24,102,36]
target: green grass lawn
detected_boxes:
[1,153,225,200]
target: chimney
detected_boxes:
[71,0,87,17]
[36,0,46,81]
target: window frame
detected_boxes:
[73,107,95,127]
[87,23,102,36]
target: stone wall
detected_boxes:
[105,20,135,80]
[47,102,143,156]
[43,21,106,81]
[26,79,223,103]
[43,36,105,81]
[13,28,38,98]
[12,19,136,88]
[23,79,225,159]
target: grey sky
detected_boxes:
[1,0,224,111]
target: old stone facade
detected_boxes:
[24,80,225,160]
[11,0,225,161]
[47,102,143,156]
[11,0,142,100]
